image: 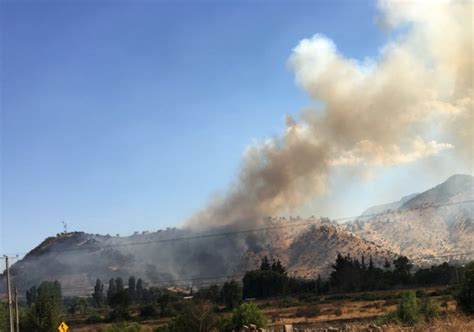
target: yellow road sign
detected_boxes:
[58,321,69,332]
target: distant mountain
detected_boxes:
[401,174,473,210]
[359,193,418,220]
[3,174,472,295]
[346,174,474,263]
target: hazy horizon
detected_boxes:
[2,0,472,256]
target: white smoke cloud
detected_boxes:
[186,0,473,230]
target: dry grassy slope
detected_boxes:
[239,218,397,278]
[346,175,474,262]
[7,175,471,293]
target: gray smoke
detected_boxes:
[186,0,473,230]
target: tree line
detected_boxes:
[3,254,472,331]
[240,254,466,299]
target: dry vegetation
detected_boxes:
[67,288,473,331]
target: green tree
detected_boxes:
[420,296,440,321]
[128,276,136,303]
[157,291,171,317]
[92,279,105,307]
[115,278,124,292]
[271,259,285,274]
[136,278,144,303]
[397,291,420,325]
[260,256,271,271]
[384,258,391,269]
[231,303,267,329]
[107,278,117,305]
[220,280,242,309]
[0,303,8,331]
[393,256,413,284]
[24,281,62,332]
[166,303,218,332]
[457,261,474,314]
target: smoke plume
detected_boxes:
[186,0,473,230]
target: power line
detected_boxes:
[16,250,473,295]
[8,199,473,257]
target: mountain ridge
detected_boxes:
[3,174,473,295]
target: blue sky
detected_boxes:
[1,0,464,255]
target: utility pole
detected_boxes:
[3,255,14,332]
[14,287,19,332]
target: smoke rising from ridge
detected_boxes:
[186,0,473,230]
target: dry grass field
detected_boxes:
[67,288,473,331]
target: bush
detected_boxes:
[456,261,474,314]
[334,308,343,316]
[221,280,243,309]
[86,314,104,324]
[140,304,159,319]
[298,294,320,303]
[397,291,420,325]
[109,306,130,321]
[165,303,219,332]
[231,303,267,329]
[0,303,8,332]
[295,305,320,318]
[278,297,299,308]
[375,311,400,325]
[420,297,440,321]
[415,289,427,298]
[98,323,141,332]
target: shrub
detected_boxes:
[396,291,420,325]
[86,314,104,324]
[295,305,320,317]
[109,306,130,321]
[298,294,320,303]
[375,311,400,325]
[334,308,343,316]
[140,304,158,319]
[420,297,440,321]
[165,303,219,332]
[278,297,299,308]
[415,289,427,298]
[456,261,474,314]
[98,323,141,332]
[231,303,267,329]
[221,280,243,309]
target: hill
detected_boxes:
[346,174,474,263]
[3,174,473,295]
[3,218,394,295]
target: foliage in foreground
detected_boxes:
[156,302,267,332]
[23,281,62,332]
[456,261,474,314]
[376,290,440,326]
[230,302,267,329]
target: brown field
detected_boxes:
[68,288,473,331]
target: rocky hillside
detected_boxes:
[3,174,472,295]
[3,217,395,295]
[346,174,474,263]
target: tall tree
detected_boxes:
[115,277,124,292]
[457,261,474,314]
[221,280,242,309]
[260,256,271,271]
[128,276,137,303]
[393,256,413,284]
[136,278,144,303]
[24,281,62,332]
[107,278,117,305]
[92,279,105,307]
